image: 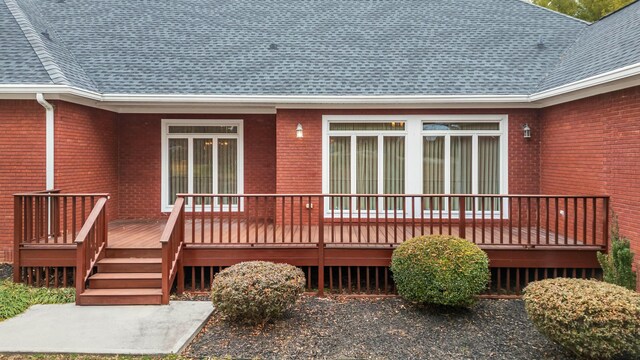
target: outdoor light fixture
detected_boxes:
[296,123,303,138]
[522,123,531,139]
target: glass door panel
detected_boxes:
[450,136,472,211]
[168,138,188,205]
[384,136,405,211]
[357,136,378,211]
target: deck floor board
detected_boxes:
[106,219,593,249]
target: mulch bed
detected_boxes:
[185,296,573,360]
[0,263,11,281]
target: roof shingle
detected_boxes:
[3,0,636,96]
[537,1,640,92]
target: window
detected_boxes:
[161,119,243,211]
[327,121,406,211]
[322,115,508,215]
[422,120,504,212]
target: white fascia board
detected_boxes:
[0,62,639,109]
[0,84,531,105]
[530,62,640,102]
[0,84,102,100]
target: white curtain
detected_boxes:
[168,138,188,205]
[423,136,444,210]
[329,136,351,210]
[218,138,238,204]
[451,136,472,211]
[478,136,500,210]
[384,136,405,210]
[357,137,378,210]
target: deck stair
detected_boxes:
[78,248,163,305]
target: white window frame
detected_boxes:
[161,119,244,213]
[324,119,408,215]
[321,114,508,217]
[421,115,509,218]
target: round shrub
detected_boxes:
[524,278,640,359]
[391,235,490,307]
[211,261,305,324]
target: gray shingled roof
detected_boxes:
[1,0,637,96]
[0,0,50,84]
[537,1,640,92]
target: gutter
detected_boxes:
[36,93,54,189]
[1,61,639,108]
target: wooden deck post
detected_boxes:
[161,242,169,304]
[13,196,22,283]
[603,196,610,252]
[75,241,86,304]
[458,196,466,239]
[317,196,325,297]
[177,204,185,295]
[636,260,639,293]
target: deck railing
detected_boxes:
[160,196,186,304]
[13,191,110,284]
[13,191,110,245]
[177,194,610,249]
[74,197,109,300]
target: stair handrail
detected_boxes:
[74,196,109,302]
[160,196,185,304]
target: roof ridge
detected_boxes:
[23,0,101,92]
[533,23,590,93]
[3,0,69,85]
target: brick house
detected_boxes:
[1,0,639,304]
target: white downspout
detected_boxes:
[36,93,54,189]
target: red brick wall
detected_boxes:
[54,101,119,220]
[0,101,46,262]
[118,114,276,218]
[540,86,640,256]
[276,108,540,194]
[275,109,540,225]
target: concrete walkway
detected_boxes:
[0,301,213,355]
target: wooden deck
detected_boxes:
[109,219,166,248]
[14,193,609,299]
[107,218,594,249]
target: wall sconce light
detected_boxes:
[296,123,303,138]
[522,123,531,139]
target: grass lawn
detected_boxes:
[0,280,75,321]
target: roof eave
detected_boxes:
[1,62,639,110]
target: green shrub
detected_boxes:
[211,261,305,324]
[524,278,640,359]
[597,215,637,290]
[391,235,490,307]
[0,280,75,321]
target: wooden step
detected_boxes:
[78,288,163,305]
[97,258,161,273]
[89,272,162,289]
[106,248,161,259]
